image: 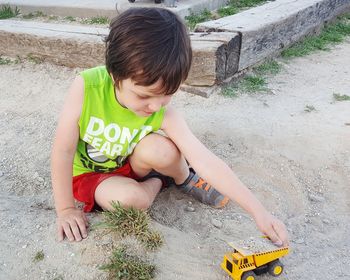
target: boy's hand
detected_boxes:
[56,207,88,242]
[254,211,289,247]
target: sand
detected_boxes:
[0,40,349,280]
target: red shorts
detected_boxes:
[72,162,140,212]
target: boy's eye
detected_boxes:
[138,95,149,99]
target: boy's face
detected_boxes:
[116,78,172,117]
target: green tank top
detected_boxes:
[73,66,165,176]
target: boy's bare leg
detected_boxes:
[94,133,189,210]
[95,176,162,211]
[129,133,190,184]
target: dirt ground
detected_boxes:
[0,39,349,280]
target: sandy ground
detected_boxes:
[0,39,350,280]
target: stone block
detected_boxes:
[186,32,240,86]
[0,20,106,68]
[196,0,350,71]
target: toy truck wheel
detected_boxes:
[268,260,284,277]
[242,271,256,280]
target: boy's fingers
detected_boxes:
[62,223,75,242]
[57,225,64,242]
[272,221,289,246]
[76,218,88,239]
[266,227,282,247]
[70,222,82,241]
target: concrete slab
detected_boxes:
[196,0,350,71]
[0,20,106,68]
[0,0,228,19]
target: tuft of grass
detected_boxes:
[22,10,46,19]
[218,0,268,17]
[27,53,43,64]
[48,15,58,20]
[185,9,212,30]
[282,15,350,58]
[82,16,109,25]
[304,105,316,112]
[333,93,350,101]
[64,15,76,22]
[254,60,281,75]
[221,85,238,97]
[217,6,239,17]
[100,246,155,280]
[0,56,12,65]
[185,0,268,29]
[241,75,268,92]
[33,250,44,262]
[98,201,163,250]
[0,4,20,19]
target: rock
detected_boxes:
[0,171,3,177]
[294,238,305,244]
[211,218,223,229]
[184,206,195,212]
[308,193,325,202]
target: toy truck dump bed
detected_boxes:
[221,237,289,280]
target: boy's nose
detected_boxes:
[148,102,161,112]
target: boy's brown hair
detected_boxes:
[105,8,192,95]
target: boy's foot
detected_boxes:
[177,168,229,209]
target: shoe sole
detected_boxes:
[212,196,230,209]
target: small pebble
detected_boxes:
[0,171,4,177]
[294,238,305,244]
[308,193,325,202]
[211,218,223,229]
[184,206,195,212]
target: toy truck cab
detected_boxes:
[221,237,289,280]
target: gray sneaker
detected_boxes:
[177,168,229,208]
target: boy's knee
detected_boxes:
[96,182,152,211]
[121,189,153,210]
[137,134,180,167]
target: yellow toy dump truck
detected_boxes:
[221,237,289,280]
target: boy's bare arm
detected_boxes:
[161,106,289,246]
[51,76,88,241]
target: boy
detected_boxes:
[51,8,289,246]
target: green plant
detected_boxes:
[100,246,155,280]
[33,250,44,262]
[82,16,109,25]
[241,75,268,92]
[48,15,58,20]
[98,201,163,250]
[218,0,268,17]
[185,9,212,30]
[228,0,268,8]
[0,56,12,65]
[221,85,238,97]
[64,15,76,22]
[27,53,43,64]
[254,60,281,75]
[0,4,20,19]
[333,93,350,101]
[282,15,350,58]
[22,10,46,19]
[217,6,239,17]
[304,105,316,112]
